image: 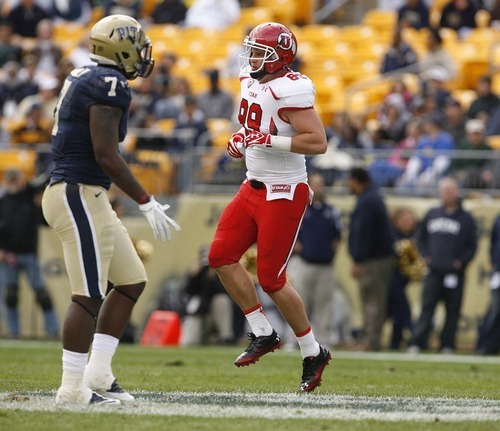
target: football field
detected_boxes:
[0,340,499,430]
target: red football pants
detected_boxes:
[208,180,310,292]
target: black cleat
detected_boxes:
[298,345,331,392]
[234,330,281,367]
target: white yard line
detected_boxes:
[1,391,499,422]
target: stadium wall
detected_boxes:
[6,193,499,350]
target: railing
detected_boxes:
[5,132,500,199]
[314,0,352,24]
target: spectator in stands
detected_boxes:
[150,0,187,25]
[347,167,394,351]
[380,24,418,75]
[16,74,59,121]
[451,118,492,189]
[171,94,210,150]
[377,93,411,144]
[185,0,241,30]
[0,61,28,118]
[154,76,191,120]
[284,172,343,350]
[0,168,59,339]
[485,104,500,136]
[421,67,453,110]
[180,245,235,346]
[397,0,430,30]
[467,75,500,121]
[369,117,424,188]
[28,19,63,82]
[489,0,500,28]
[103,0,141,19]
[0,20,22,67]
[387,207,421,350]
[153,51,177,95]
[51,0,91,24]
[197,69,234,120]
[439,0,478,37]
[418,27,457,81]
[397,114,456,189]
[337,122,364,150]
[350,113,375,149]
[442,97,466,144]
[129,77,163,128]
[408,176,477,354]
[8,101,52,145]
[68,33,92,69]
[6,0,49,39]
[17,53,39,96]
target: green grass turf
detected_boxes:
[0,341,499,431]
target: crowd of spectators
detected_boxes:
[1,0,500,196]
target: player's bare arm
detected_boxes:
[285,108,327,155]
[90,104,148,202]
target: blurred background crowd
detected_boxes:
[1,0,500,197]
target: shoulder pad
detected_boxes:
[269,72,315,108]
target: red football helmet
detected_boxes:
[239,22,297,76]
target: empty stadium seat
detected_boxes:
[362,9,397,33]
[131,150,174,195]
[299,24,341,45]
[0,149,37,180]
[206,118,234,148]
[253,0,297,25]
[239,7,273,26]
[486,135,500,149]
[451,89,478,110]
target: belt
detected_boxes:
[249,179,265,190]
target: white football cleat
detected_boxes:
[56,387,120,405]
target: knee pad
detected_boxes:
[112,283,145,304]
[35,289,53,311]
[72,296,102,320]
[257,268,286,294]
[5,286,18,308]
[208,241,224,268]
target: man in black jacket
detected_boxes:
[408,176,477,353]
[347,167,394,351]
[0,168,58,338]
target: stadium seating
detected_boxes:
[486,135,500,150]
[254,0,298,25]
[239,7,273,27]
[0,149,37,180]
[206,118,234,148]
[130,150,175,195]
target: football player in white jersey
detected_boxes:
[208,22,331,392]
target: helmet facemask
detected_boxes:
[239,37,280,78]
[89,15,155,80]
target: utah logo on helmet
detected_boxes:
[240,22,298,76]
[89,14,155,80]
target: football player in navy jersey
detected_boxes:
[41,15,180,405]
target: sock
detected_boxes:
[244,304,273,337]
[60,349,88,391]
[296,327,321,359]
[85,333,119,387]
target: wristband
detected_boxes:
[136,193,150,204]
[270,135,292,151]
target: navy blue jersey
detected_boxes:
[49,65,131,189]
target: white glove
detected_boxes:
[139,196,181,242]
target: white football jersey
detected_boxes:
[238,70,315,184]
